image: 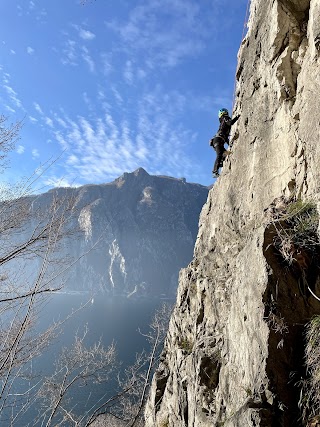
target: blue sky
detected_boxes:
[0,0,248,190]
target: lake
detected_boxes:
[2,293,172,426]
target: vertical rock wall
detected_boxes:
[145,0,320,426]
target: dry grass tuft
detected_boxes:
[298,316,320,425]
[268,199,319,265]
[267,312,289,334]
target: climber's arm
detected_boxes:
[231,115,240,125]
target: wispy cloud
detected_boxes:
[51,87,197,184]
[45,117,54,127]
[137,68,147,80]
[4,85,23,109]
[83,92,96,111]
[10,49,16,55]
[1,69,23,110]
[96,87,111,112]
[36,9,47,22]
[61,32,96,72]
[106,0,210,69]
[123,60,134,84]
[61,24,97,71]
[29,116,38,123]
[17,2,47,22]
[33,103,56,130]
[101,53,113,75]
[79,28,96,41]
[81,46,95,72]
[16,145,25,154]
[61,39,78,66]
[32,148,40,159]
[27,46,35,55]
[34,102,44,115]
[43,176,80,188]
[2,71,10,84]
[111,86,123,105]
[71,23,96,41]
[6,105,15,113]
[54,115,67,129]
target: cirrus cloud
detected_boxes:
[50,87,198,184]
[79,28,96,41]
[106,0,211,69]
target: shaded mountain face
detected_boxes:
[30,168,208,297]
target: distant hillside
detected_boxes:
[26,168,208,297]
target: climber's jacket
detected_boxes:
[215,114,240,143]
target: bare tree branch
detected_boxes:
[0,115,173,427]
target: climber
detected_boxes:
[209,108,240,178]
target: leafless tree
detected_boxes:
[14,301,171,427]
[0,115,22,169]
[0,116,172,427]
[21,303,172,427]
[34,325,117,427]
[86,303,172,427]
[0,117,80,424]
[0,192,80,422]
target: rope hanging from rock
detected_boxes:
[308,286,320,303]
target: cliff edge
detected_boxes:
[145,0,320,425]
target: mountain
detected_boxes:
[146,1,320,426]
[29,168,208,297]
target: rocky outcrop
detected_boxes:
[29,168,208,296]
[145,0,320,425]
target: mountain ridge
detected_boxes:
[28,168,209,297]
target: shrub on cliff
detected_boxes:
[302,315,320,426]
[269,199,319,266]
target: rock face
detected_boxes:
[145,0,320,425]
[31,168,208,296]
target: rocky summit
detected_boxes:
[27,168,208,297]
[145,0,320,426]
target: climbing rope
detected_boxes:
[232,0,252,112]
[308,286,320,303]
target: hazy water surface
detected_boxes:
[4,293,169,426]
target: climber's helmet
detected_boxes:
[218,108,229,118]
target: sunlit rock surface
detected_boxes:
[145,0,320,425]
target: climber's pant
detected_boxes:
[212,137,226,173]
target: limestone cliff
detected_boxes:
[145,0,320,425]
